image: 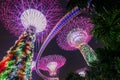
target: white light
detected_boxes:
[20,9,47,32]
[78,71,86,77]
[47,62,58,76]
[67,28,88,47]
[31,61,36,70]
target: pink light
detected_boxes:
[57,15,94,51]
[38,55,66,76]
[0,0,65,42]
[76,67,88,77]
[46,62,58,76]
[56,11,97,66]
[67,28,88,48]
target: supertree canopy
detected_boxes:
[0,26,36,80]
[57,13,94,51]
[67,28,90,49]
[76,67,88,77]
[0,0,65,42]
[20,9,47,33]
[38,55,66,77]
[57,9,97,66]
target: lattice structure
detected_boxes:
[57,14,94,51]
[38,55,66,76]
[0,0,65,42]
[57,10,97,66]
[67,28,89,48]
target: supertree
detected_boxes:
[0,0,65,79]
[76,67,88,77]
[0,0,65,43]
[37,55,66,80]
[56,9,97,66]
[0,26,36,79]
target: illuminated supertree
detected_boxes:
[0,0,65,43]
[38,55,66,80]
[76,67,88,77]
[56,10,97,66]
[0,26,36,79]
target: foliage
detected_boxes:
[91,10,120,50]
[86,48,120,80]
[90,0,120,50]
[66,0,120,80]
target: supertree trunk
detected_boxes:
[0,27,36,80]
[79,44,97,66]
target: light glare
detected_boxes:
[20,9,47,32]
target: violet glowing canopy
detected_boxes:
[62,28,97,66]
[57,14,94,51]
[67,28,89,48]
[56,10,97,66]
[76,67,88,77]
[0,0,64,42]
[38,55,66,76]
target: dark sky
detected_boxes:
[0,21,103,80]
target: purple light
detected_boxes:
[0,0,64,42]
[56,13,98,66]
[38,55,66,76]
[57,15,94,51]
[76,67,88,77]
